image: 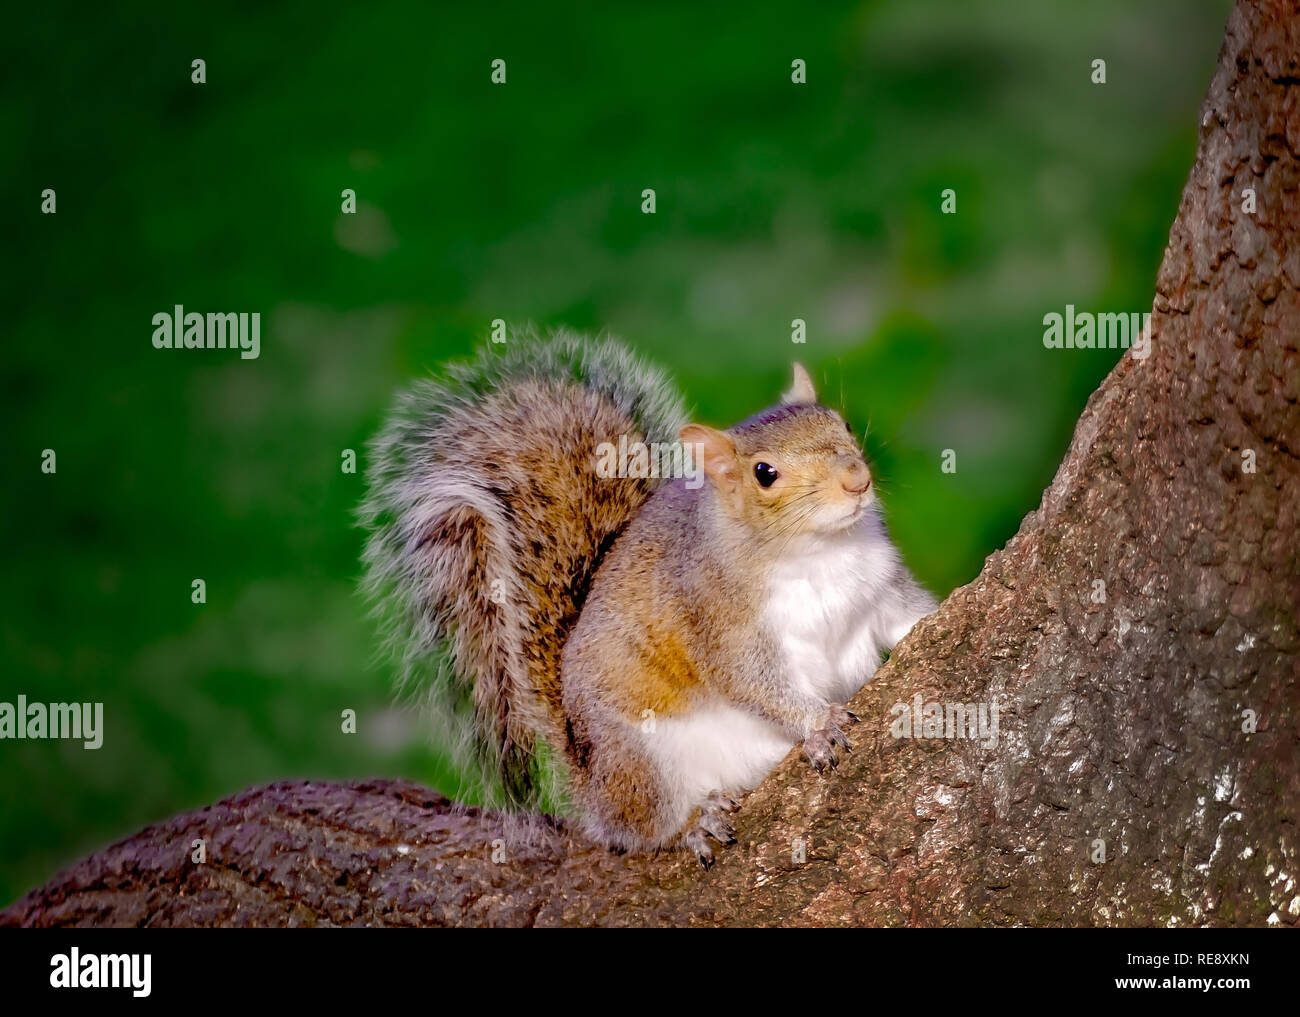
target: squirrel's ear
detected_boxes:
[680,424,738,493]
[782,362,817,405]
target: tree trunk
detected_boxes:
[4,0,1297,929]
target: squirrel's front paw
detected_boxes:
[802,704,859,774]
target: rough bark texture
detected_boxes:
[4,0,1297,929]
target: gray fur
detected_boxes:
[359,326,687,809]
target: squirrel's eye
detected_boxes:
[754,462,779,488]
[844,420,853,434]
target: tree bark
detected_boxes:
[4,0,1297,929]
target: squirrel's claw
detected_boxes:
[804,704,858,773]
[683,790,744,866]
[683,826,716,868]
[697,811,737,846]
[803,731,839,772]
[702,789,744,814]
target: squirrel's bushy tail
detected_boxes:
[360,328,687,808]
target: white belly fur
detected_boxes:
[645,514,913,804]
[765,514,903,703]
[650,704,795,802]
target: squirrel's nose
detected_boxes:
[841,464,871,496]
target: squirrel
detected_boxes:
[361,328,937,865]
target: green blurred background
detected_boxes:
[2,0,1231,904]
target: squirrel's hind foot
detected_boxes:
[683,789,745,868]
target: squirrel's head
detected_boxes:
[680,363,873,542]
